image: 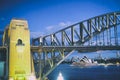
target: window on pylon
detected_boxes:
[17,39,24,46]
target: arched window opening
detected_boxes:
[17,39,24,46]
[18,39,22,45]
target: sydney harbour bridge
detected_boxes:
[0,11,120,80]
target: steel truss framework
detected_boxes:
[32,11,120,80]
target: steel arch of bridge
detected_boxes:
[31,11,120,80]
[33,11,120,47]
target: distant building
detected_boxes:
[116,51,120,58]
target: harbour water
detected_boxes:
[48,64,120,80]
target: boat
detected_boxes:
[72,56,98,67]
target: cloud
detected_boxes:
[45,21,73,34]
[59,22,66,27]
[45,26,54,31]
[59,21,72,27]
[31,21,73,38]
[30,32,44,38]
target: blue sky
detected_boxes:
[0,0,120,38]
[0,0,120,58]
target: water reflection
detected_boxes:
[57,72,64,80]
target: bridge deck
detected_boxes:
[31,45,120,52]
